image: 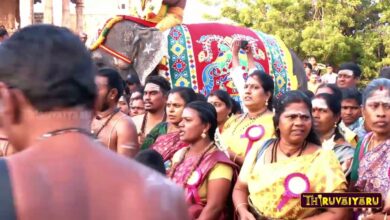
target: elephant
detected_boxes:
[90,15,307,99]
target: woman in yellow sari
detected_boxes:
[223,41,275,166]
[233,91,348,219]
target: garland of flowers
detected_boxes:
[132,0,163,20]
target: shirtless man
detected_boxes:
[0,25,188,220]
[132,76,170,144]
[91,68,139,157]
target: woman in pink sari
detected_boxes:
[141,87,197,168]
[169,101,238,220]
[351,78,390,219]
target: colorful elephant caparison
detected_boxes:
[90,15,307,99]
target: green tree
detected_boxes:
[199,0,390,84]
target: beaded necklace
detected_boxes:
[92,108,120,138]
[231,108,268,135]
[271,139,307,163]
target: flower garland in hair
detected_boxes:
[132,0,163,20]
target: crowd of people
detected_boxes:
[0,24,389,220]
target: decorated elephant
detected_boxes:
[129,0,187,32]
[90,16,307,99]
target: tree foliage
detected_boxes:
[199,0,390,83]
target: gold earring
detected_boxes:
[265,100,269,106]
[334,123,337,128]
[201,133,207,139]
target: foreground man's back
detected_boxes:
[0,24,188,220]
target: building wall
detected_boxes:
[0,0,19,32]
[34,0,129,44]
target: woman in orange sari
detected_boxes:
[169,101,238,219]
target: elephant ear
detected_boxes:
[133,27,166,84]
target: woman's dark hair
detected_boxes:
[249,70,274,110]
[195,93,207,101]
[231,98,242,115]
[209,89,233,110]
[313,93,343,141]
[185,101,218,140]
[273,91,321,145]
[169,87,197,104]
[135,149,166,175]
[316,83,342,101]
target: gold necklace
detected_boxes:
[231,108,268,135]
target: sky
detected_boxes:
[183,0,221,23]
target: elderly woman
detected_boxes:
[233,91,348,219]
[351,78,390,219]
[169,101,238,219]
[312,93,355,176]
[141,87,197,165]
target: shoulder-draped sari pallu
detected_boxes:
[171,148,239,220]
[240,141,347,219]
[353,133,390,199]
[221,113,275,159]
[141,122,187,169]
[141,122,168,150]
[151,131,187,162]
[322,142,355,176]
